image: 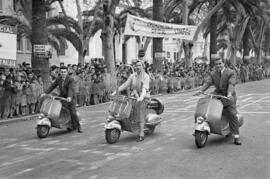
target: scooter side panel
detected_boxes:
[51,107,71,128]
[209,114,230,136]
[40,99,62,119]
[195,98,223,121]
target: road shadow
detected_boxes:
[188,135,233,150]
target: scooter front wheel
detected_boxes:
[195,131,208,148]
[37,125,50,138]
[105,129,121,144]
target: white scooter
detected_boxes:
[104,95,164,144]
[193,93,244,148]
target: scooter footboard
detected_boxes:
[37,118,51,128]
[104,120,122,130]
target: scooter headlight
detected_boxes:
[38,113,45,119]
[106,115,115,122]
[196,116,205,124]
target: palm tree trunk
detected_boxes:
[58,0,67,16]
[101,0,120,88]
[75,0,84,65]
[183,0,192,68]
[264,25,270,56]
[209,0,218,66]
[122,42,127,64]
[153,0,163,72]
[243,28,250,58]
[32,0,50,89]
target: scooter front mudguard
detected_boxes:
[104,120,122,131]
[37,117,52,128]
[194,121,210,133]
[145,114,162,126]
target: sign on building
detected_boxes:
[0,24,17,67]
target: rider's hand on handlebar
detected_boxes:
[111,91,116,96]
[193,90,203,96]
[227,92,234,101]
[40,93,46,98]
[137,96,144,102]
[67,97,72,102]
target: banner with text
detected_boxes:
[124,14,197,40]
[0,24,17,67]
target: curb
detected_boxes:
[0,114,39,126]
[0,87,201,126]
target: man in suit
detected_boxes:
[195,56,241,145]
[43,66,82,133]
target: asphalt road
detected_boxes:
[0,79,270,179]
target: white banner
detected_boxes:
[0,24,17,67]
[124,14,197,40]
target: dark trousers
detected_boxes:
[223,103,239,135]
[63,101,80,129]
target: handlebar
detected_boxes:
[109,95,150,101]
[200,92,230,100]
[52,96,69,102]
[109,94,137,101]
[41,94,69,102]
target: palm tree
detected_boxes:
[1,0,83,83]
[32,0,50,87]
[83,0,153,86]
[191,0,270,65]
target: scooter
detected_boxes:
[36,95,81,138]
[193,93,244,148]
[104,95,164,144]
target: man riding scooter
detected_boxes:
[41,66,82,133]
[194,55,241,145]
[112,50,150,142]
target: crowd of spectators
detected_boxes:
[1,58,270,120]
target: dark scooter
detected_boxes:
[36,95,81,138]
[193,93,244,148]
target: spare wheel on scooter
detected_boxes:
[148,98,164,115]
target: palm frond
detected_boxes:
[48,28,83,54]
[46,15,82,35]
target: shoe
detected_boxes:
[77,127,83,133]
[234,137,242,145]
[136,136,144,142]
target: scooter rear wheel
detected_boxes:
[145,126,155,135]
[195,131,208,148]
[37,125,50,138]
[105,129,121,144]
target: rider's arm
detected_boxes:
[118,75,132,92]
[67,78,75,100]
[140,74,150,99]
[200,73,213,92]
[44,78,58,94]
[228,70,236,95]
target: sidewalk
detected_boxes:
[0,87,200,126]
